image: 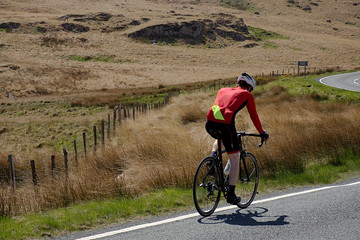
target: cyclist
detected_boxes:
[205,73,269,205]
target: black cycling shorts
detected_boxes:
[205,120,240,154]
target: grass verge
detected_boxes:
[1,152,359,240]
[256,70,360,103]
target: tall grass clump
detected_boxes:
[252,88,360,177]
[112,92,211,194]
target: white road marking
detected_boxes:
[354,78,360,85]
[318,75,335,87]
[77,181,360,240]
[319,75,332,86]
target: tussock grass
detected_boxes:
[254,94,360,177]
[0,146,126,216]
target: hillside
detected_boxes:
[0,0,359,99]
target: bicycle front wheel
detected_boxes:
[236,152,259,209]
[193,157,221,217]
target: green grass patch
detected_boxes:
[256,70,360,103]
[119,94,167,105]
[220,0,255,11]
[261,151,360,190]
[67,55,132,63]
[345,21,356,26]
[263,41,278,49]
[0,100,107,153]
[248,26,288,41]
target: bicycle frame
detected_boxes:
[215,139,226,195]
[216,132,263,190]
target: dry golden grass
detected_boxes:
[254,91,360,176]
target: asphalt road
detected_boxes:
[318,71,360,92]
[54,176,360,240]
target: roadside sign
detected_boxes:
[298,61,308,66]
[297,61,309,75]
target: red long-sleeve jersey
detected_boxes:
[206,87,264,133]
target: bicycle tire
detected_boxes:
[193,156,221,216]
[236,152,259,209]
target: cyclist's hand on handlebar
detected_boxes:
[260,130,269,143]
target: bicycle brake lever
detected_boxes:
[257,139,265,148]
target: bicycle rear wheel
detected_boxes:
[193,157,221,216]
[236,152,258,209]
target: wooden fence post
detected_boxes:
[101,120,105,146]
[133,106,135,120]
[113,107,117,132]
[93,126,97,152]
[30,160,37,185]
[63,149,68,177]
[123,105,127,119]
[8,155,16,192]
[118,105,122,125]
[107,114,111,139]
[83,132,87,159]
[51,155,55,178]
[74,140,78,165]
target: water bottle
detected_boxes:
[224,159,231,175]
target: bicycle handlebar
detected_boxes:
[237,131,265,148]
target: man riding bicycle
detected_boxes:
[205,73,269,205]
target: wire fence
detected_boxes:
[0,95,173,191]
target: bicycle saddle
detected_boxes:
[209,129,222,140]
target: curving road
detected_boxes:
[54,176,360,240]
[318,71,360,92]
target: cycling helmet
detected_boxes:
[237,73,255,91]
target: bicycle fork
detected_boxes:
[240,152,250,182]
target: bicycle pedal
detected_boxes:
[207,191,214,197]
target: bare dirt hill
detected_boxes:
[0,0,359,100]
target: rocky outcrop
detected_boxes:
[59,12,112,22]
[128,15,254,45]
[0,22,21,31]
[61,23,89,33]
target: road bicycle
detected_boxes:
[193,131,264,217]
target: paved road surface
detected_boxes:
[54,176,360,240]
[318,71,360,92]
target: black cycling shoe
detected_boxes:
[227,194,241,205]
